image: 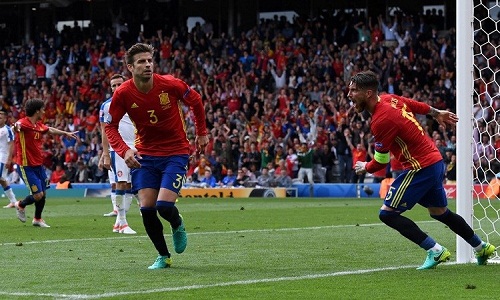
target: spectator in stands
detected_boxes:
[297,142,314,196]
[435,138,447,160]
[50,164,65,184]
[89,149,106,183]
[378,14,398,46]
[192,157,211,183]
[234,168,249,187]
[64,162,77,183]
[317,143,335,183]
[256,166,273,187]
[56,174,72,189]
[39,55,61,81]
[335,128,353,183]
[272,143,287,167]
[242,166,256,182]
[286,146,299,178]
[247,142,261,171]
[200,169,217,188]
[219,168,236,187]
[274,159,287,175]
[350,141,368,184]
[445,153,457,184]
[64,145,78,165]
[274,169,293,188]
[210,155,226,182]
[74,161,89,183]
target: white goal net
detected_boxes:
[457,0,500,263]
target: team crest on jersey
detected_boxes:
[159,92,171,110]
[391,98,398,108]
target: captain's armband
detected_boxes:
[374,151,390,164]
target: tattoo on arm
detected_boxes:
[428,107,439,118]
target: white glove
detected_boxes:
[354,161,367,175]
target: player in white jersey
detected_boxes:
[99,74,136,234]
[0,111,17,208]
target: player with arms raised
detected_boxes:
[105,43,208,269]
[349,71,496,269]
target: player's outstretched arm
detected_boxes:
[48,127,78,139]
[428,107,458,128]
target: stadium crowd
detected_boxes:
[1,7,495,188]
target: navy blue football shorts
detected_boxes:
[131,154,189,194]
[17,165,48,195]
[383,160,447,212]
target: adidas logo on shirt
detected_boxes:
[131,103,138,108]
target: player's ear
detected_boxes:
[126,64,133,72]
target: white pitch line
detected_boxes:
[0,221,438,246]
[0,262,457,299]
[0,220,445,299]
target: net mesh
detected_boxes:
[472,0,500,262]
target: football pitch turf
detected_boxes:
[0,197,498,299]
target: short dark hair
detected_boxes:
[24,98,45,117]
[350,71,379,91]
[125,43,154,65]
[110,74,127,81]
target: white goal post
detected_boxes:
[456,0,474,263]
[456,0,499,263]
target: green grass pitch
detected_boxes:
[0,197,498,299]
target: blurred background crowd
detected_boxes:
[0,3,498,188]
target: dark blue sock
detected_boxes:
[431,209,479,246]
[419,236,437,251]
[156,201,181,228]
[34,196,46,219]
[140,207,170,257]
[379,210,429,247]
[20,195,36,208]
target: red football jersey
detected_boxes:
[15,117,49,166]
[365,94,442,173]
[106,74,207,158]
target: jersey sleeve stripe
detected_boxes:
[19,132,28,166]
[395,137,421,169]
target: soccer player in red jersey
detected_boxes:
[13,98,78,227]
[349,71,496,269]
[105,43,208,269]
